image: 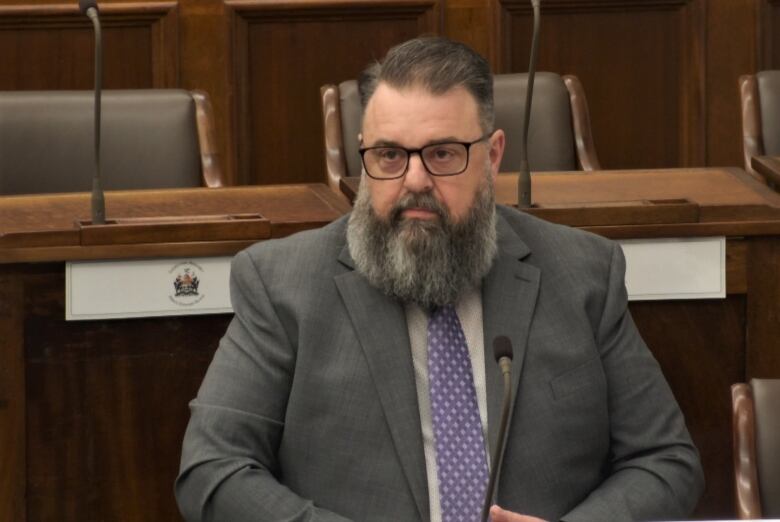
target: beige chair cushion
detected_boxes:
[0,90,202,195]
[338,72,577,177]
[757,71,780,157]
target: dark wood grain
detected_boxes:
[746,237,780,378]
[0,273,25,522]
[706,0,759,169]
[0,0,776,187]
[631,297,746,518]
[496,0,703,169]
[18,263,226,521]
[0,2,178,90]
[226,0,440,186]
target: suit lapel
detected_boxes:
[482,216,540,480]
[334,246,429,522]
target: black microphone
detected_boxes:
[481,335,514,522]
[80,0,105,224]
[517,0,541,209]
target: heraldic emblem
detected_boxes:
[169,261,206,306]
[173,268,200,297]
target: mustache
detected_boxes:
[389,193,449,223]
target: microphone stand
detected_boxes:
[481,337,515,522]
[86,5,105,224]
[517,0,541,209]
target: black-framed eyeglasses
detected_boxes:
[358,132,493,180]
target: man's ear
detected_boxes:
[489,129,506,180]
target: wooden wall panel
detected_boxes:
[18,264,228,521]
[178,1,236,184]
[226,0,441,186]
[631,297,746,519]
[706,0,759,170]
[495,0,705,170]
[763,0,780,67]
[0,2,179,90]
[0,274,25,522]
[1,0,777,184]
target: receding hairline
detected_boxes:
[361,81,484,132]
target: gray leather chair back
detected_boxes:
[0,90,202,195]
[752,378,780,516]
[337,72,577,177]
[757,71,780,157]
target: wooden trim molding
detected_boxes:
[0,2,179,87]
[497,0,688,15]
[226,0,438,20]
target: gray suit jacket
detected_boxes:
[176,205,704,522]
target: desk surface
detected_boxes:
[0,184,351,263]
[341,167,780,238]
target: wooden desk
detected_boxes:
[343,168,780,518]
[751,155,780,189]
[0,185,350,522]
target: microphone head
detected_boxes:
[492,335,513,362]
[79,0,98,14]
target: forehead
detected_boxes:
[361,83,481,144]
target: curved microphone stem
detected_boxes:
[517,0,541,209]
[88,7,105,225]
[481,357,513,522]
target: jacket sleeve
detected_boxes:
[560,243,705,521]
[175,249,352,522]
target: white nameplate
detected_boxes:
[619,237,726,301]
[66,257,233,320]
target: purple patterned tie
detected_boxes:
[428,305,489,522]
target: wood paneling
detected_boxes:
[706,0,759,169]
[16,263,227,521]
[495,0,705,169]
[1,0,778,184]
[746,237,780,377]
[0,2,179,90]
[0,274,25,522]
[631,297,745,519]
[226,0,440,185]
[761,0,780,68]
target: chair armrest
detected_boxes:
[192,90,225,188]
[740,75,765,182]
[321,84,349,194]
[563,75,601,171]
[732,383,762,519]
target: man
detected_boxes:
[176,37,703,522]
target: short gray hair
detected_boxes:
[358,36,494,133]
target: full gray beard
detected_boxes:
[346,175,498,309]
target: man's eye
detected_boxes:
[378,148,403,161]
[426,145,459,162]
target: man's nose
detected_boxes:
[402,152,434,192]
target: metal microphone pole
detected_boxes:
[517,0,541,209]
[84,2,105,224]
